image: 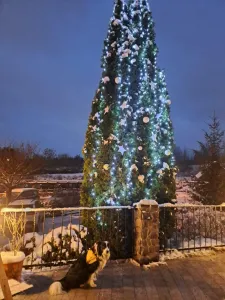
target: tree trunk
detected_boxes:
[6,188,12,205]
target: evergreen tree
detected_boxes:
[81,0,176,207]
[192,114,225,205]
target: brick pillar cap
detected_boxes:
[133,199,158,207]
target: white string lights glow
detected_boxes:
[82,0,176,207]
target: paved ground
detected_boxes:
[13,253,225,300]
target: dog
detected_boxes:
[49,241,110,295]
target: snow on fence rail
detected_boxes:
[159,204,225,252]
[1,206,134,269]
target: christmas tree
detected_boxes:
[81,0,176,207]
[192,114,225,205]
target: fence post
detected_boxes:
[0,253,13,300]
[133,200,159,264]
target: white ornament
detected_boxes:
[133,10,140,16]
[94,112,100,119]
[131,164,138,171]
[127,110,132,117]
[163,162,170,170]
[120,119,126,126]
[92,125,97,132]
[143,116,149,123]
[109,134,118,141]
[118,145,126,155]
[124,48,131,54]
[115,77,121,84]
[102,76,110,84]
[133,44,139,51]
[107,52,111,58]
[103,164,109,171]
[150,81,156,90]
[143,74,148,81]
[104,106,109,114]
[113,19,120,26]
[157,169,163,175]
[121,101,128,110]
[83,148,87,154]
[138,175,145,183]
[147,59,152,65]
[165,150,171,156]
[122,52,129,58]
[111,41,116,48]
[94,172,98,178]
[134,51,139,56]
[128,34,135,42]
[152,133,157,142]
[138,146,143,151]
[123,13,128,21]
[131,59,136,64]
[167,100,172,105]
[159,96,166,103]
[156,113,162,120]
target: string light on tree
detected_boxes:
[81,0,176,208]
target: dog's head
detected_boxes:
[97,241,110,261]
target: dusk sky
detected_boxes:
[0,0,225,155]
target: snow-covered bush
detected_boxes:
[22,224,87,266]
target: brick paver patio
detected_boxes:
[13,253,225,300]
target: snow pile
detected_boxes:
[22,233,43,250]
[129,258,167,269]
[159,247,225,262]
[133,199,158,207]
[1,251,25,264]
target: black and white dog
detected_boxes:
[49,241,110,295]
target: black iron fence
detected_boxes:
[159,205,225,252]
[1,206,134,269]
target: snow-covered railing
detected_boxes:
[159,203,225,208]
[1,206,133,213]
[1,206,134,269]
[159,204,225,252]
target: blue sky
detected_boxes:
[0,0,225,155]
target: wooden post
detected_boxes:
[0,253,13,300]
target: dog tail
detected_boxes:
[49,281,65,295]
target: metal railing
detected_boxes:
[1,206,134,269]
[159,205,225,252]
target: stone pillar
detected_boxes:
[133,200,159,264]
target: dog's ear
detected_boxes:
[97,241,103,256]
[91,242,98,253]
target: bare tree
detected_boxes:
[0,143,43,205]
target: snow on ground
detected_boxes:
[159,247,225,262]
